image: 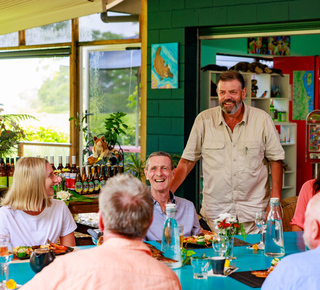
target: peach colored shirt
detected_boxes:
[21,238,181,290]
[290,179,317,230]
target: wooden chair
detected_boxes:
[281,196,298,232]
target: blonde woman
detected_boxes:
[0,157,76,248]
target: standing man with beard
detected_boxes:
[170,70,284,234]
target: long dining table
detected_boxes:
[10,231,305,289]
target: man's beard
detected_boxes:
[220,99,242,114]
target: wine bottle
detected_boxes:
[50,156,56,171]
[57,155,63,171]
[106,164,111,180]
[5,157,10,171]
[93,165,100,194]
[75,166,83,195]
[99,165,106,190]
[87,166,94,194]
[82,166,88,195]
[69,156,77,192]
[0,158,7,189]
[64,156,71,190]
[7,158,14,189]
[118,165,124,174]
[10,158,15,171]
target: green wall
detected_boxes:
[147,0,320,204]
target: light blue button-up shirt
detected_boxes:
[145,192,202,241]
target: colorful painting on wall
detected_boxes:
[247,36,290,55]
[151,42,178,89]
[293,70,314,120]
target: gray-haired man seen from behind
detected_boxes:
[22,174,181,290]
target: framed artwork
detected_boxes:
[247,36,290,55]
[151,42,178,89]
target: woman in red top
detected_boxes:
[291,176,320,231]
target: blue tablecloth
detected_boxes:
[10,232,305,289]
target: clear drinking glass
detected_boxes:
[212,235,230,257]
[0,235,13,290]
[255,211,268,249]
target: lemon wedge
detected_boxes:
[224,259,230,268]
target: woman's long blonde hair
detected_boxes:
[2,157,52,211]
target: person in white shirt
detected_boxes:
[0,157,76,247]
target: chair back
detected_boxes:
[281,196,298,232]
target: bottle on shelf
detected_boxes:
[118,165,124,174]
[264,197,285,258]
[50,156,56,171]
[107,164,112,178]
[93,165,100,194]
[5,157,10,170]
[161,204,182,269]
[64,156,71,190]
[69,156,77,192]
[57,156,63,171]
[74,166,83,195]
[10,158,15,171]
[106,164,111,181]
[110,165,117,177]
[7,158,14,189]
[270,100,275,121]
[82,166,88,195]
[44,155,48,161]
[99,165,106,190]
[87,166,94,194]
[0,158,7,189]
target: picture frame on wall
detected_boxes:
[151,42,178,89]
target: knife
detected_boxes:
[87,229,102,240]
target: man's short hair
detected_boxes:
[99,174,153,239]
[217,70,245,90]
[145,151,174,170]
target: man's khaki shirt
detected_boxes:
[182,103,285,223]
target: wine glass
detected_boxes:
[0,235,13,290]
[255,211,268,249]
[212,235,230,257]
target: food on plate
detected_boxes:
[251,270,270,278]
[13,242,72,259]
[13,246,33,258]
[144,243,178,264]
[251,258,281,278]
[183,230,217,247]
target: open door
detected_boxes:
[274,56,320,194]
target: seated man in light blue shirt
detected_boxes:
[144,151,201,241]
[262,192,320,290]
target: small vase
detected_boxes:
[225,236,234,259]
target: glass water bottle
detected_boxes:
[264,197,285,257]
[161,204,182,268]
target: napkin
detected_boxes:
[229,270,266,288]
